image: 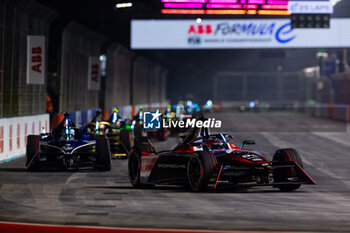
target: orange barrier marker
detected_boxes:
[103,108,110,121]
[328,104,334,119]
[50,113,64,130]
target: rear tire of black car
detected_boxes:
[25,135,40,171]
[187,151,216,192]
[128,148,142,187]
[273,148,303,192]
[96,135,112,171]
[128,148,155,189]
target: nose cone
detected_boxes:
[61,143,74,153]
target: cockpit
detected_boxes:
[52,113,79,140]
[179,126,232,150]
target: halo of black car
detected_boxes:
[128,127,315,191]
[25,113,112,171]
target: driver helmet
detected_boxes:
[112,108,120,124]
[63,128,75,140]
[138,106,144,120]
[68,128,75,137]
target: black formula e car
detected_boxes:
[128,127,315,191]
[84,110,134,158]
[25,113,112,171]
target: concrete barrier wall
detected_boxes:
[0,114,49,164]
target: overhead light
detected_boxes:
[116,2,133,8]
[99,54,107,62]
[196,18,201,24]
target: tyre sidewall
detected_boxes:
[187,151,216,191]
[26,135,40,169]
[96,135,112,171]
[128,148,141,187]
[273,148,303,191]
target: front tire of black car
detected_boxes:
[187,151,216,192]
[96,135,112,171]
[25,135,40,171]
[273,148,303,192]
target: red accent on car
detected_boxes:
[233,157,255,164]
[214,165,223,189]
[293,161,316,185]
[228,143,240,150]
[212,149,225,153]
[140,156,158,173]
[173,145,194,153]
[141,151,153,156]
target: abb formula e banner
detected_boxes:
[27,36,45,84]
[87,56,101,90]
[131,18,350,49]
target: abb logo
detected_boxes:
[31,47,42,73]
[91,64,99,82]
[188,24,212,35]
[0,126,3,153]
[27,36,45,84]
[87,57,100,90]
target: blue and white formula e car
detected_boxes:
[25,113,112,171]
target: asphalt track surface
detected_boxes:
[0,111,350,232]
